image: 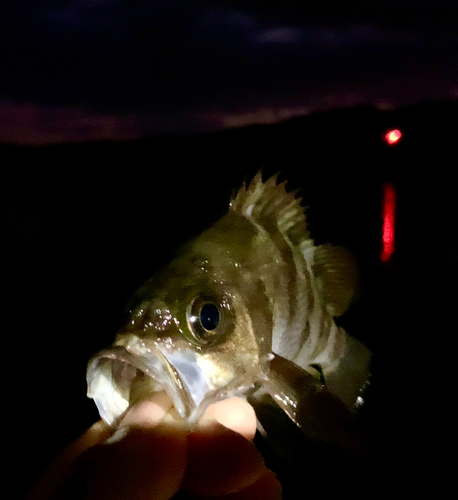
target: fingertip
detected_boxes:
[106,395,185,444]
[205,397,257,440]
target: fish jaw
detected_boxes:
[87,334,260,427]
[87,342,195,427]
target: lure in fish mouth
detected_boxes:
[87,173,371,443]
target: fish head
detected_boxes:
[87,211,274,426]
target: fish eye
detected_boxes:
[186,297,227,345]
[199,303,220,331]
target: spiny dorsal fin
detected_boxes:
[312,244,359,317]
[230,171,310,246]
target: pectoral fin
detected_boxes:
[312,244,359,317]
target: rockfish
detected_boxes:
[87,173,371,445]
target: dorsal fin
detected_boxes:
[230,172,310,247]
[312,244,359,317]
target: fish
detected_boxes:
[87,172,371,447]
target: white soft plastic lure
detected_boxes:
[87,173,371,444]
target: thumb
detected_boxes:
[25,420,112,500]
[27,399,188,500]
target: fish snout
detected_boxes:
[121,303,176,337]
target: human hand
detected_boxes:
[27,396,281,499]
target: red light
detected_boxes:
[384,129,402,145]
[381,183,396,262]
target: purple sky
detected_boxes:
[2,1,458,144]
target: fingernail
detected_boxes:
[202,398,258,440]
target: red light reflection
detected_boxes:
[381,183,396,262]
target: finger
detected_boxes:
[25,420,113,500]
[191,469,282,500]
[64,402,188,500]
[29,398,188,500]
[205,397,257,440]
[106,391,175,444]
[227,469,282,500]
[182,414,267,497]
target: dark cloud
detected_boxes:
[212,0,458,28]
[1,2,458,142]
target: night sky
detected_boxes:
[2,1,458,143]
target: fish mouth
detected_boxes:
[86,345,195,427]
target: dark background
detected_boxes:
[3,100,454,498]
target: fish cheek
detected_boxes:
[210,310,261,383]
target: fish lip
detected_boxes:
[86,345,195,427]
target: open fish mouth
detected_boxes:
[86,345,195,427]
